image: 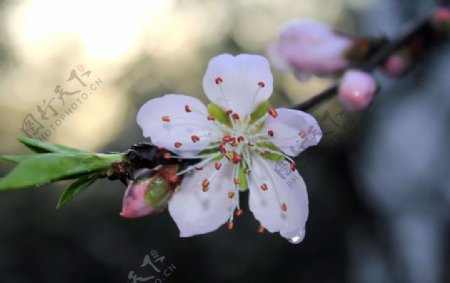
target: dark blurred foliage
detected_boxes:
[0,1,449,283]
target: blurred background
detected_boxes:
[0,0,448,282]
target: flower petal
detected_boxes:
[262,108,322,157]
[137,94,221,156]
[168,161,236,237]
[248,158,309,243]
[203,54,273,117]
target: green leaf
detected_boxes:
[250,100,270,124]
[18,137,91,154]
[0,153,123,190]
[208,103,230,126]
[56,174,98,209]
[0,155,32,164]
[257,142,284,161]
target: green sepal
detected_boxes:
[0,153,123,190]
[56,173,99,209]
[257,142,284,161]
[18,137,91,154]
[238,163,248,191]
[208,103,230,126]
[144,176,174,211]
[250,101,270,124]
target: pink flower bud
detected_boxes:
[267,20,353,81]
[338,70,377,111]
[433,7,450,25]
[381,52,412,77]
[120,175,174,219]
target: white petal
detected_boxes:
[248,158,309,243]
[203,54,273,117]
[137,94,221,157]
[262,108,322,157]
[168,161,236,237]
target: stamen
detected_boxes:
[268,108,278,118]
[260,183,268,191]
[237,136,244,143]
[214,162,222,170]
[225,109,233,115]
[202,179,210,191]
[257,225,265,233]
[235,209,243,217]
[215,77,223,84]
[228,191,235,199]
[290,162,297,171]
[260,151,268,157]
[258,81,265,88]
[223,135,232,143]
[227,221,234,230]
[191,135,200,143]
[267,130,274,137]
[195,166,203,171]
[207,115,215,121]
[161,115,170,122]
[185,105,192,113]
[243,168,250,175]
[231,151,242,164]
[248,142,254,147]
[230,139,238,147]
[281,202,288,211]
[299,130,307,138]
[233,178,240,185]
[174,142,182,148]
[232,113,240,120]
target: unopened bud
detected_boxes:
[338,70,377,111]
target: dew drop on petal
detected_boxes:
[288,229,306,244]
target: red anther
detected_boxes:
[185,105,192,113]
[232,152,242,164]
[232,113,240,120]
[257,225,265,233]
[161,115,170,122]
[174,142,182,148]
[215,77,223,84]
[235,209,243,217]
[163,152,171,159]
[168,174,179,184]
[268,108,278,118]
[247,142,254,147]
[156,146,165,151]
[228,191,235,199]
[267,130,274,137]
[214,162,222,170]
[202,179,210,190]
[207,115,215,121]
[290,162,297,171]
[202,186,209,192]
[225,109,233,115]
[227,221,234,230]
[237,136,244,143]
[299,130,307,138]
[219,143,226,154]
[230,139,238,147]
[281,202,288,211]
[191,135,200,143]
[260,183,268,191]
[195,166,203,171]
[223,135,232,143]
[260,151,268,157]
[234,178,240,185]
[258,81,265,88]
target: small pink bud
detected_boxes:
[433,7,450,25]
[381,53,411,77]
[267,20,353,80]
[338,70,377,111]
[120,175,174,219]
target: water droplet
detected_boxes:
[288,229,305,244]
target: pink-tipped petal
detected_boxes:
[338,70,377,111]
[120,180,153,219]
